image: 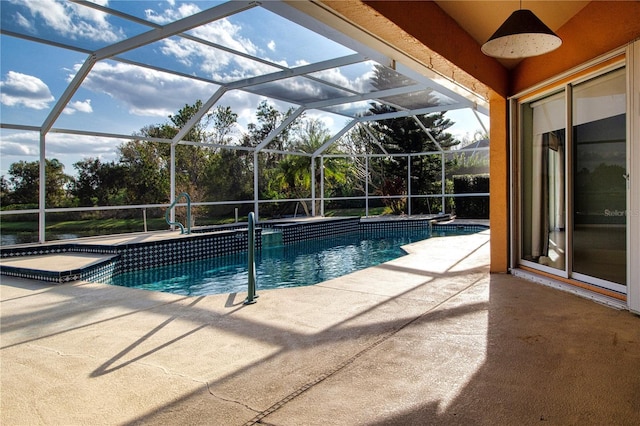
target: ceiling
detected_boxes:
[434,1,590,67]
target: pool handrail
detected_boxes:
[165,192,191,234]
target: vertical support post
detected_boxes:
[170,144,177,226]
[407,154,411,216]
[365,155,370,217]
[311,156,316,216]
[253,151,259,222]
[38,132,46,243]
[185,193,191,233]
[244,212,258,305]
[320,156,325,217]
[441,152,446,213]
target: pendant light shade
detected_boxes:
[481,9,562,59]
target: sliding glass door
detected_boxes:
[519,67,627,293]
[571,69,627,288]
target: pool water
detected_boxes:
[109,228,476,296]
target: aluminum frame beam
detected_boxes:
[357,103,468,122]
[40,1,258,135]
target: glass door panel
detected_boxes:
[521,92,566,271]
[572,69,627,286]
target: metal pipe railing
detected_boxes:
[165,192,191,234]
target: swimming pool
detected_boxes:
[108,227,479,296]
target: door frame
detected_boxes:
[509,45,639,312]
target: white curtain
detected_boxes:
[531,94,565,259]
[554,136,565,230]
[531,133,548,258]
[531,134,546,259]
[547,132,565,231]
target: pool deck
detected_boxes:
[2,229,639,425]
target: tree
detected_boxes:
[240,101,300,214]
[242,100,297,150]
[333,124,382,198]
[167,100,212,143]
[1,175,12,207]
[116,101,253,223]
[4,159,72,207]
[365,64,460,214]
[205,148,253,216]
[267,119,348,216]
[117,100,217,206]
[210,106,239,145]
[201,106,254,215]
[71,158,127,206]
[117,138,170,205]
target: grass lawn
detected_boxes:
[0,207,392,241]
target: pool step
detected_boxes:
[261,229,283,248]
[0,252,119,284]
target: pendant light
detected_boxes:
[481,1,561,59]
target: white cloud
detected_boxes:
[71,99,93,113]
[63,99,93,115]
[145,2,202,24]
[14,11,34,32]
[47,134,123,159]
[10,0,124,42]
[208,55,278,84]
[312,67,374,93]
[192,18,259,56]
[165,22,263,78]
[0,71,55,110]
[305,111,341,135]
[267,40,276,52]
[146,4,273,82]
[0,132,39,158]
[0,130,124,173]
[71,61,217,117]
[0,131,123,158]
[218,90,259,134]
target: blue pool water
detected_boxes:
[109,228,477,296]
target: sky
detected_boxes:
[0,0,489,178]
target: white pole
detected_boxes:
[253,151,259,222]
[38,132,46,243]
[407,154,411,216]
[365,155,369,217]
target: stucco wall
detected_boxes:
[511,1,640,94]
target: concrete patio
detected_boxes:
[1,230,639,425]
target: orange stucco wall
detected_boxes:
[488,93,509,272]
[511,1,640,94]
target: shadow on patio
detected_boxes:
[1,232,638,425]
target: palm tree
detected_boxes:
[268,119,348,216]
